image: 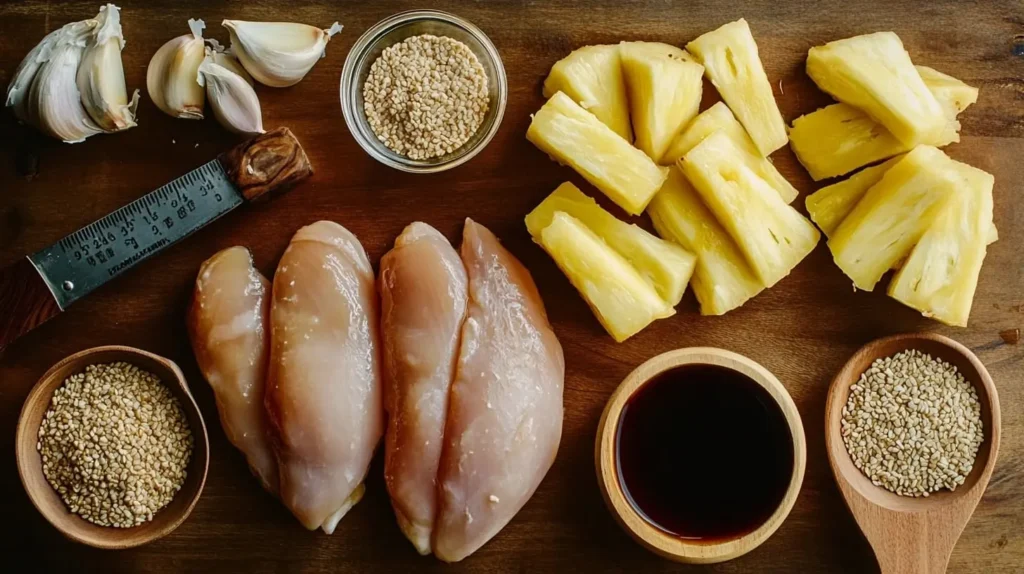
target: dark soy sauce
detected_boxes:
[616,364,794,540]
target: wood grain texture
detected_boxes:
[825,334,1001,574]
[0,1,1022,572]
[219,127,313,202]
[596,348,807,564]
[0,258,61,350]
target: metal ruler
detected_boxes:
[29,159,243,309]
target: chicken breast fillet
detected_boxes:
[187,246,278,493]
[265,221,383,534]
[432,219,565,562]
[380,222,469,555]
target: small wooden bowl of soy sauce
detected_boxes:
[596,348,806,564]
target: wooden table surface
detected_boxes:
[1,1,1022,572]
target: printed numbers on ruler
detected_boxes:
[58,161,240,276]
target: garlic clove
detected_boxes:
[146,18,207,119]
[222,20,342,88]
[27,29,104,143]
[198,51,264,135]
[6,20,96,124]
[77,4,140,132]
[209,49,253,87]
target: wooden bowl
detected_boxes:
[824,333,1001,573]
[595,348,807,563]
[16,346,210,549]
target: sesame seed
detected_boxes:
[363,34,490,161]
[37,362,194,528]
[840,350,983,497]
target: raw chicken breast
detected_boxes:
[264,221,383,533]
[187,246,278,493]
[433,219,565,562]
[380,222,469,555]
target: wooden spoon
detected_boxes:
[825,333,1001,574]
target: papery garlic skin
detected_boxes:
[6,20,95,124]
[78,4,140,131]
[27,29,103,143]
[198,51,264,135]
[147,18,207,119]
[222,20,342,88]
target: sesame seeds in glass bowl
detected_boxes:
[340,10,507,173]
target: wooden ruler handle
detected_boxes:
[0,258,62,350]
[218,127,313,202]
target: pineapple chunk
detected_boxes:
[527,91,669,215]
[806,32,946,147]
[807,153,995,270]
[790,66,978,180]
[525,182,696,306]
[617,41,697,63]
[663,102,799,203]
[543,44,633,141]
[647,168,764,315]
[806,157,903,237]
[828,146,958,291]
[537,211,674,342]
[680,131,820,287]
[663,102,748,164]
[915,65,979,118]
[888,162,994,327]
[687,19,788,155]
[620,41,704,162]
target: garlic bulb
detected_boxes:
[198,49,264,135]
[77,4,140,131]
[26,27,104,143]
[147,18,207,119]
[222,20,342,88]
[6,20,95,125]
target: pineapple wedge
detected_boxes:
[680,131,820,287]
[525,182,696,306]
[527,91,669,215]
[662,102,799,203]
[620,41,704,162]
[806,32,946,147]
[543,44,633,141]
[617,41,697,63]
[806,157,903,237]
[807,154,995,268]
[687,19,788,155]
[828,145,958,291]
[790,65,979,181]
[648,168,765,315]
[888,161,994,327]
[538,211,674,342]
[915,65,980,118]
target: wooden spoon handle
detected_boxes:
[865,510,962,574]
[0,258,61,351]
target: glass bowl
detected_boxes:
[340,10,508,173]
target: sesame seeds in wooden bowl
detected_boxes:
[824,333,1001,573]
[16,346,209,549]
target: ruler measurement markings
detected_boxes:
[30,160,240,309]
